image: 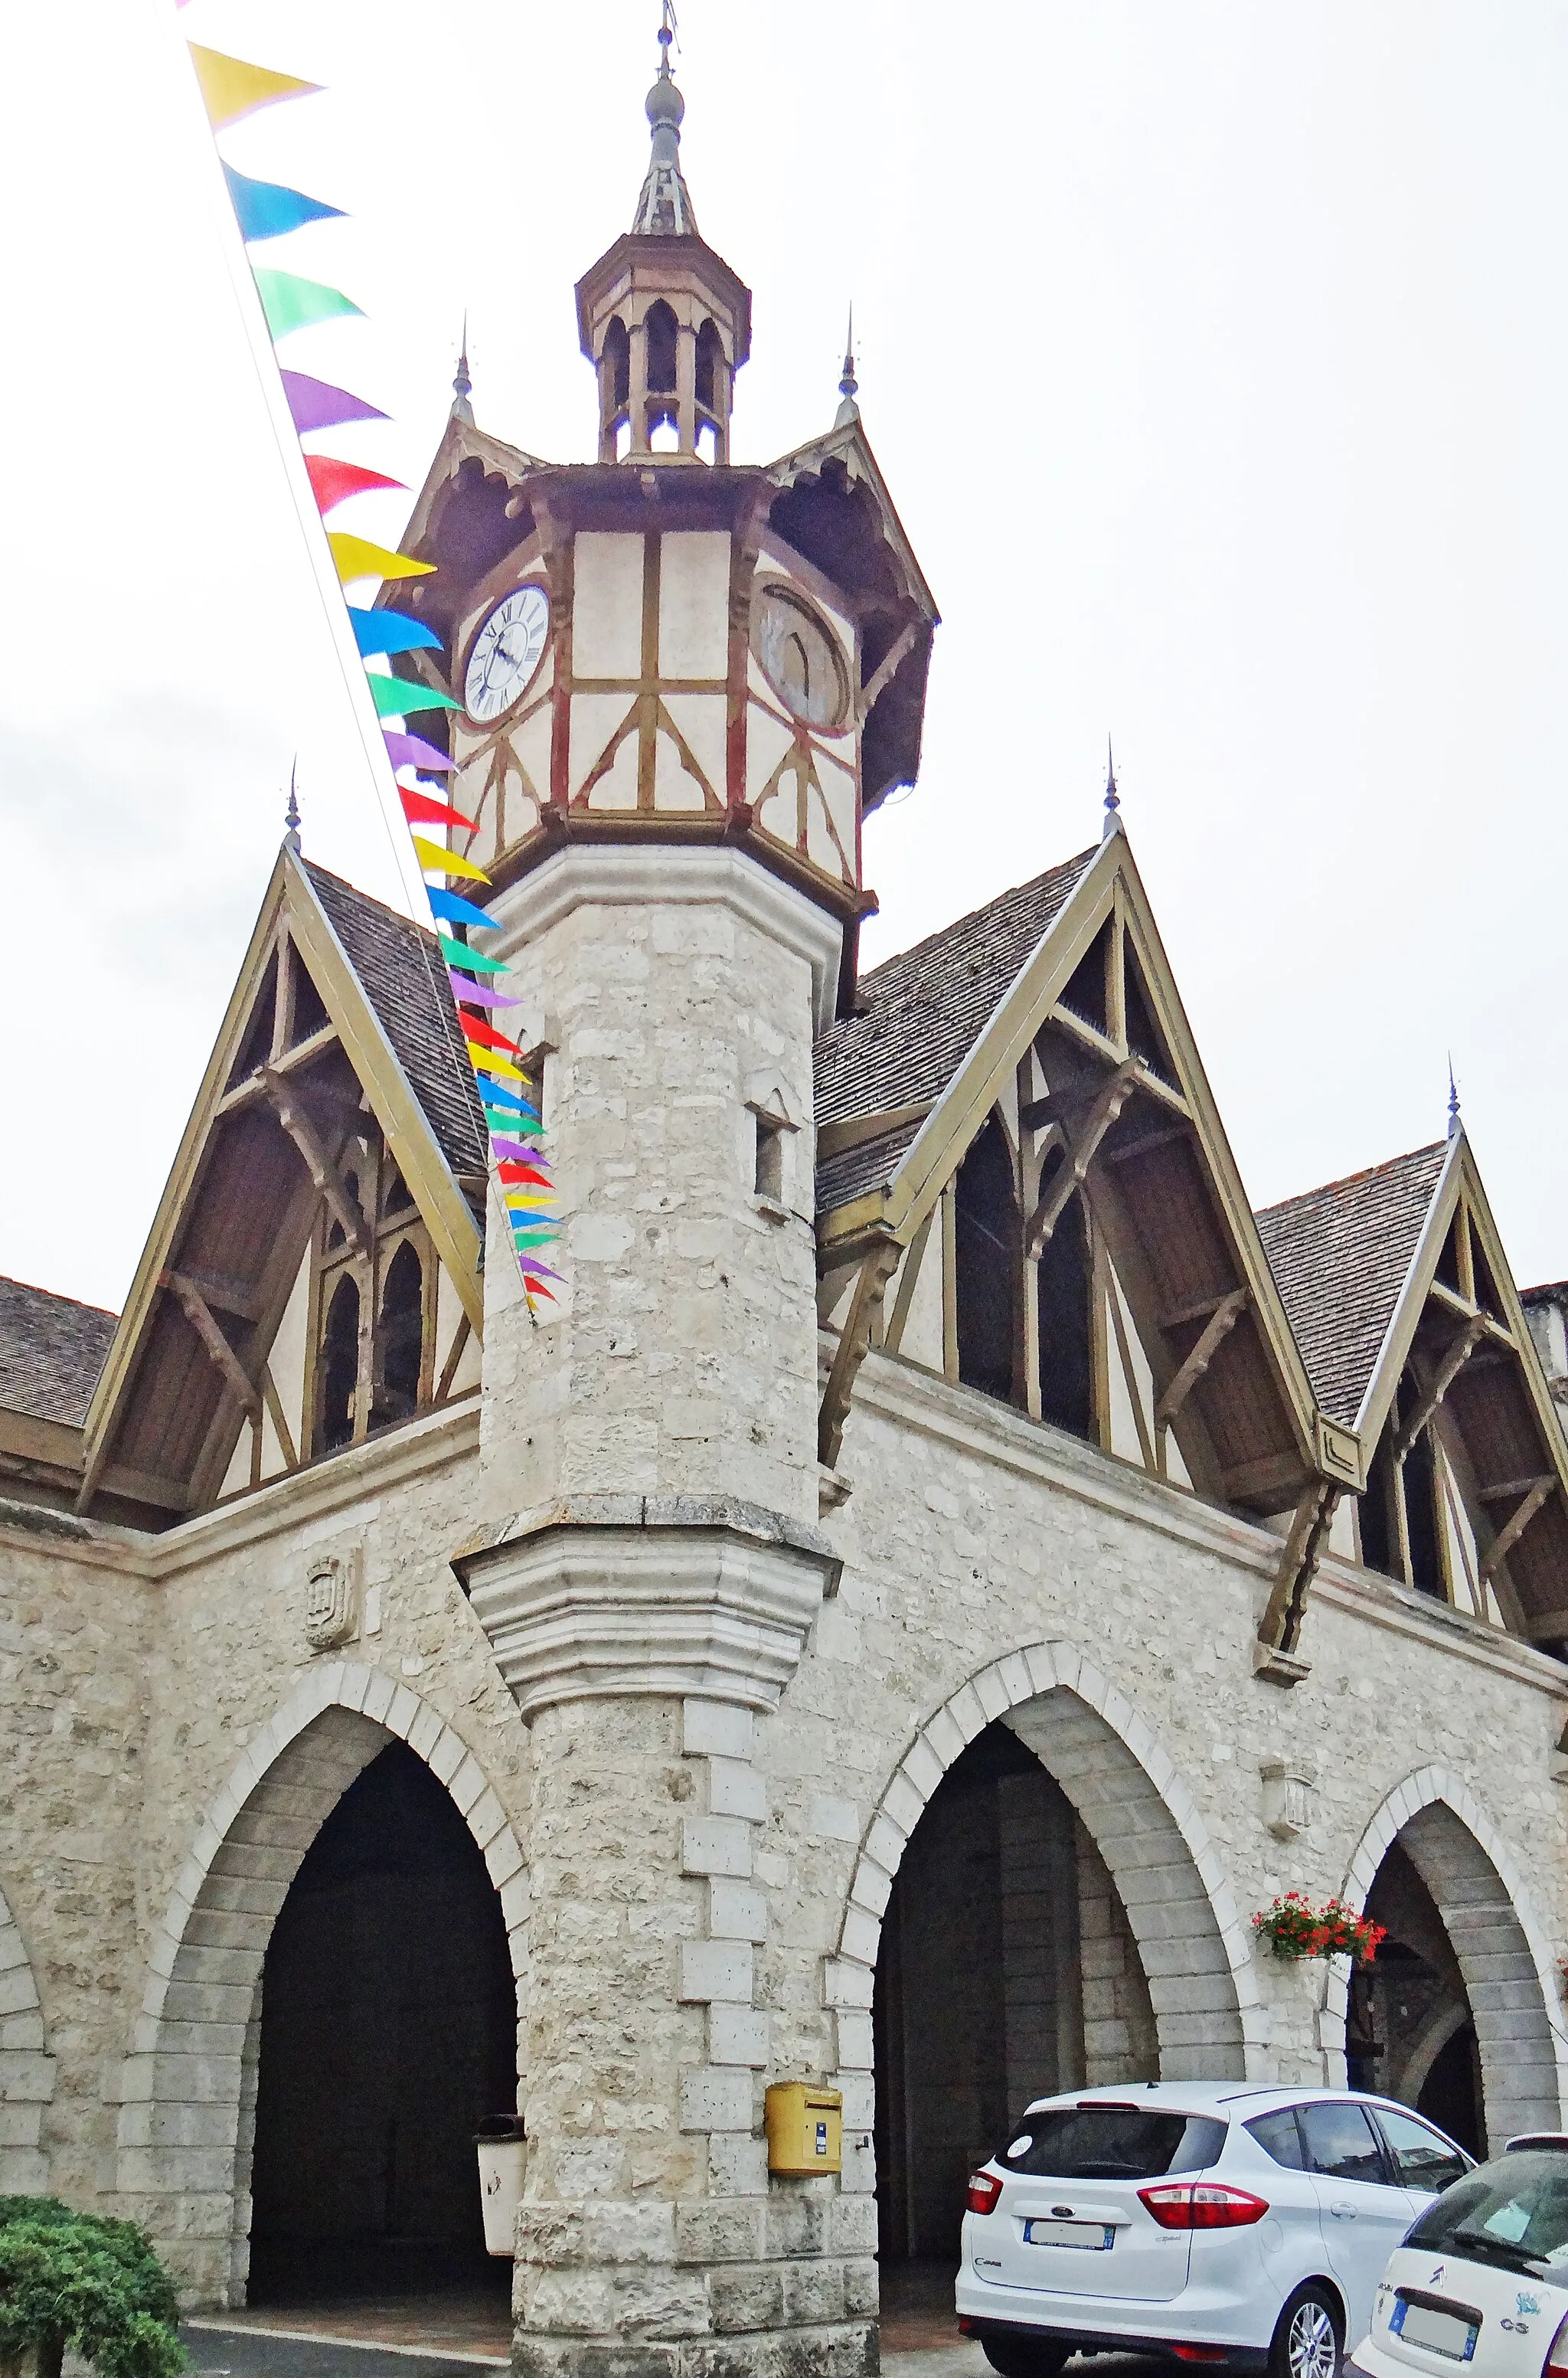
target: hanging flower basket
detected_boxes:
[1252,1892,1387,1964]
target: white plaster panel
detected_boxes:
[658,532,731,678]
[572,533,645,677]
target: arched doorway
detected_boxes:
[874,1721,1158,2268]
[1345,1839,1481,2155]
[247,1741,517,2303]
[116,1670,529,2311]
[1330,1776,1563,2155]
[857,1650,1256,2351]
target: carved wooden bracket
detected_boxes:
[1156,1289,1248,1430]
[1025,1061,1139,1258]
[818,1238,902,1470]
[261,1070,371,1256]
[1254,1478,1341,1685]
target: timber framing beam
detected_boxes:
[1155,1290,1247,1430]
[217,1022,341,1117]
[1255,1479,1341,1685]
[162,1270,260,1419]
[1481,1477,1557,1583]
[819,1238,901,1470]
[1026,1061,1140,1257]
[262,1071,371,1254]
[1391,1317,1488,1462]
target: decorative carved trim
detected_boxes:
[455,1494,841,1716]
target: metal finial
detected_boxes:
[1447,1057,1461,1140]
[284,761,302,855]
[1102,738,1122,839]
[835,306,860,427]
[450,315,474,425]
[634,2,697,234]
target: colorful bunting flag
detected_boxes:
[308,457,407,515]
[189,26,559,1307]
[329,533,436,586]
[281,371,388,434]
[364,672,461,720]
[411,834,488,882]
[253,268,362,341]
[223,165,343,243]
[188,44,320,129]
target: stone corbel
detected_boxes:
[452,1493,841,1719]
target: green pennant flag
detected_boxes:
[365,673,461,719]
[254,268,362,341]
[437,934,508,975]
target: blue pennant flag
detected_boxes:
[347,606,444,659]
[224,164,344,242]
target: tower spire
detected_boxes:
[1447,1056,1461,1140]
[835,306,859,427]
[632,4,699,236]
[284,761,302,855]
[1102,738,1122,839]
[450,316,473,425]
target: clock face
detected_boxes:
[464,584,550,725]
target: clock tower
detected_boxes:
[391,34,938,2378]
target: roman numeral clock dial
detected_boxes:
[463,584,551,726]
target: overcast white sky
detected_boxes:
[5,2,1566,1313]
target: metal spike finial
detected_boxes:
[450,315,474,425]
[633,1,698,234]
[834,306,860,427]
[1102,738,1122,839]
[284,761,302,855]
[1447,1056,1461,1140]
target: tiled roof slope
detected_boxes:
[1255,1142,1448,1428]
[816,849,1096,1133]
[305,862,489,1184]
[816,1122,926,1216]
[0,1276,119,1425]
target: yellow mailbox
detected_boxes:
[766,2082,843,2176]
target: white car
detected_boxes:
[1349,2136,1568,2378]
[956,2082,1472,2378]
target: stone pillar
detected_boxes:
[456,844,871,2376]
[458,1508,871,2378]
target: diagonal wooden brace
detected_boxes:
[818,1238,902,1471]
[162,1269,260,1420]
[1155,1289,1248,1430]
[1026,1060,1139,1257]
[262,1068,371,1255]
[1481,1476,1557,1582]
[1391,1316,1487,1462]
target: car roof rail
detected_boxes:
[1504,2132,1568,2154]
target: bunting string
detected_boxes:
[177,8,560,1308]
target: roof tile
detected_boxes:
[0,1277,119,1427]
[1255,1142,1448,1427]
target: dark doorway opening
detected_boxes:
[1345,1839,1482,2157]
[873,1722,1157,2276]
[247,1742,517,2304]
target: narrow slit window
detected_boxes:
[755,1116,784,1202]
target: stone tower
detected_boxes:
[394,25,938,2378]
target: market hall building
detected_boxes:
[2,39,1568,2378]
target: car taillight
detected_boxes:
[968,2170,1004,2216]
[1139,2183,1269,2230]
[1543,2314,1568,2376]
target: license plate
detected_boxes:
[1022,2219,1115,2250]
[1392,2301,1479,2361]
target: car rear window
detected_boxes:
[1247,2109,1307,2170]
[1406,2151,1568,2276]
[998,2107,1227,2180]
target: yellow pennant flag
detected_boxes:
[188,44,321,129]
[410,835,489,884]
[468,1044,527,1084]
[328,532,436,586]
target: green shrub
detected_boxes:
[0,2198,184,2378]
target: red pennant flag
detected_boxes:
[399,787,472,831]
[460,1013,521,1055]
[305,453,407,513]
[498,1161,552,1188]
[521,1279,557,1300]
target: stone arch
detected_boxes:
[0,1878,54,2193]
[1322,1766,1564,2149]
[115,1660,528,2308]
[833,1640,1265,2082]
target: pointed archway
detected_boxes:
[115,1663,526,2308]
[1323,1768,1563,2152]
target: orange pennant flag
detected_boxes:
[188,44,321,129]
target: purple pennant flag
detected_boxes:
[280,369,388,433]
[448,970,524,1008]
[490,1136,550,1165]
[383,729,454,773]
